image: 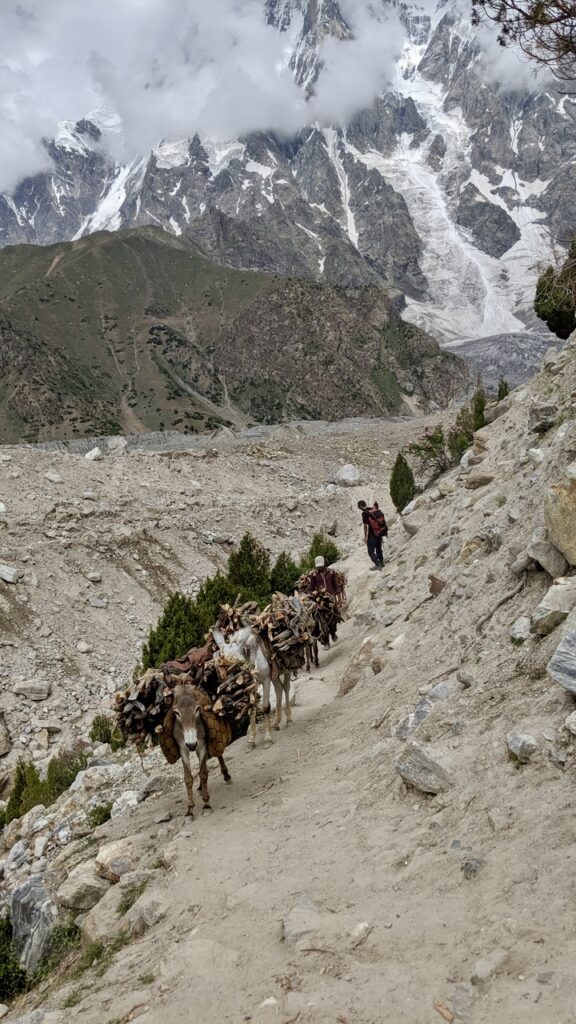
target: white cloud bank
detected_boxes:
[0,0,551,193]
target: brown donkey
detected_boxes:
[160,682,254,816]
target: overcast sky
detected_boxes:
[0,0,544,194]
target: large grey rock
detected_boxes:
[395,742,453,794]
[547,629,576,694]
[527,528,568,578]
[10,875,59,970]
[334,463,361,487]
[56,861,111,911]
[506,731,539,763]
[85,446,103,461]
[529,402,558,433]
[0,564,24,584]
[510,616,531,643]
[465,469,495,490]
[530,580,576,636]
[13,680,52,702]
[0,713,11,756]
[544,465,576,566]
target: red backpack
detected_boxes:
[366,507,388,537]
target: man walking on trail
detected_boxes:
[358,500,387,570]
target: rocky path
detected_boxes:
[3,340,576,1024]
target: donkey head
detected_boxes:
[172,682,203,753]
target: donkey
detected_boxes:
[167,681,246,816]
[211,625,292,745]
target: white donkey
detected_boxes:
[211,625,292,747]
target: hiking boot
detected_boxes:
[369,565,380,571]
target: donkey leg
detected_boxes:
[218,754,232,783]
[180,749,195,817]
[198,752,211,811]
[283,671,293,726]
[272,674,283,731]
[262,676,273,745]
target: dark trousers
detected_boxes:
[367,533,383,567]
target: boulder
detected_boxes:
[564,711,576,735]
[509,551,534,577]
[85,447,103,461]
[530,580,576,636]
[338,638,376,697]
[95,837,141,882]
[334,464,361,487]
[80,869,153,944]
[10,875,59,970]
[110,791,139,818]
[506,731,539,763]
[13,680,52,702]
[0,564,24,584]
[56,862,110,911]
[529,402,557,433]
[465,469,495,490]
[124,890,169,937]
[547,629,576,695]
[0,713,11,756]
[527,448,545,467]
[106,436,128,453]
[510,616,531,643]
[526,528,568,578]
[544,465,576,565]
[395,743,454,794]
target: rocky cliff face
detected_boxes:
[0,0,572,364]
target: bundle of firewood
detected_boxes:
[251,592,310,670]
[114,659,260,748]
[297,568,347,598]
[216,600,259,638]
[303,588,343,647]
[211,656,260,721]
[114,668,170,747]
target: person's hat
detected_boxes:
[314,555,326,568]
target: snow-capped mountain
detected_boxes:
[1,0,575,348]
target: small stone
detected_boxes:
[429,574,447,596]
[465,469,495,490]
[527,448,544,466]
[395,742,454,794]
[510,616,531,643]
[88,594,109,609]
[85,447,104,461]
[529,402,557,433]
[154,811,172,824]
[530,580,576,636]
[13,680,52,701]
[545,465,576,566]
[281,896,323,945]
[470,948,510,985]
[0,564,24,584]
[45,469,63,483]
[564,711,576,735]
[77,640,92,654]
[547,629,576,694]
[86,571,102,583]
[388,633,406,650]
[506,731,539,764]
[461,857,484,879]
[526,527,568,578]
[56,862,110,911]
[457,669,473,689]
[111,791,139,819]
[510,551,534,577]
[96,838,140,882]
[0,1004,8,1019]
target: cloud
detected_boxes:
[0,0,407,192]
[0,0,557,195]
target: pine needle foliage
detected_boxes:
[389,452,416,512]
[497,377,510,400]
[270,551,301,595]
[299,532,341,572]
